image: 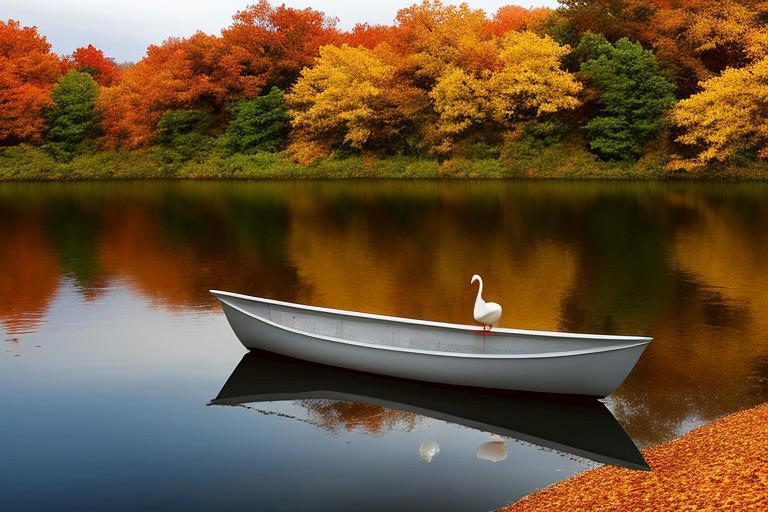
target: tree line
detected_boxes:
[1,0,767,172]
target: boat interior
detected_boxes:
[220,294,646,356]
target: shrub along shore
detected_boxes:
[501,402,768,511]
[3,143,768,181]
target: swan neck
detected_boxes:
[475,277,484,303]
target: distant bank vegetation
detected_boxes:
[1,1,768,179]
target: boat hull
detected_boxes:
[212,291,650,397]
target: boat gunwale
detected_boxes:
[210,289,652,342]
[212,290,652,360]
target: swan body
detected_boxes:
[471,274,502,331]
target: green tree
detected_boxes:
[155,109,214,162]
[45,70,100,155]
[580,37,676,160]
[222,87,289,153]
[569,31,612,68]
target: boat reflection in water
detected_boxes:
[211,350,650,471]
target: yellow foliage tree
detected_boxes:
[487,31,582,123]
[685,0,768,84]
[670,57,768,170]
[394,0,493,84]
[429,66,488,153]
[428,31,581,154]
[286,44,399,150]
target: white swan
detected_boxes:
[471,274,502,332]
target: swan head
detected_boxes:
[471,274,481,285]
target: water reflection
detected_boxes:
[300,399,419,435]
[211,351,649,470]
[419,441,440,463]
[0,206,60,335]
[477,436,508,463]
[2,181,768,447]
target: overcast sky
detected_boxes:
[4,0,557,62]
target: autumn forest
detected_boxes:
[2,0,768,179]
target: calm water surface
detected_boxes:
[2,180,768,511]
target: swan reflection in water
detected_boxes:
[419,441,440,463]
[477,435,508,463]
[210,350,649,471]
[421,436,507,463]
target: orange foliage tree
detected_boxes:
[342,23,400,49]
[98,32,262,148]
[222,0,339,91]
[484,5,552,36]
[622,0,768,92]
[63,44,121,86]
[0,20,61,144]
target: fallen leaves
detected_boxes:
[502,402,768,511]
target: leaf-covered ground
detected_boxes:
[502,402,768,511]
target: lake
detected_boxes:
[2,180,768,511]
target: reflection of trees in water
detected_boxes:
[3,181,768,445]
[21,183,302,310]
[602,190,768,444]
[280,182,768,446]
[299,399,419,435]
[42,193,106,296]
[95,186,300,309]
[154,185,291,266]
[0,206,60,335]
[284,182,581,329]
[750,355,768,393]
[557,195,676,334]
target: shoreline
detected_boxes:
[500,402,768,511]
[2,145,768,182]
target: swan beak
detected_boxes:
[471,274,480,284]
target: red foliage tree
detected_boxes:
[222,0,340,90]
[342,23,400,49]
[63,44,121,86]
[0,20,62,144]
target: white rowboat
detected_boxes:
[211,290,652,397]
